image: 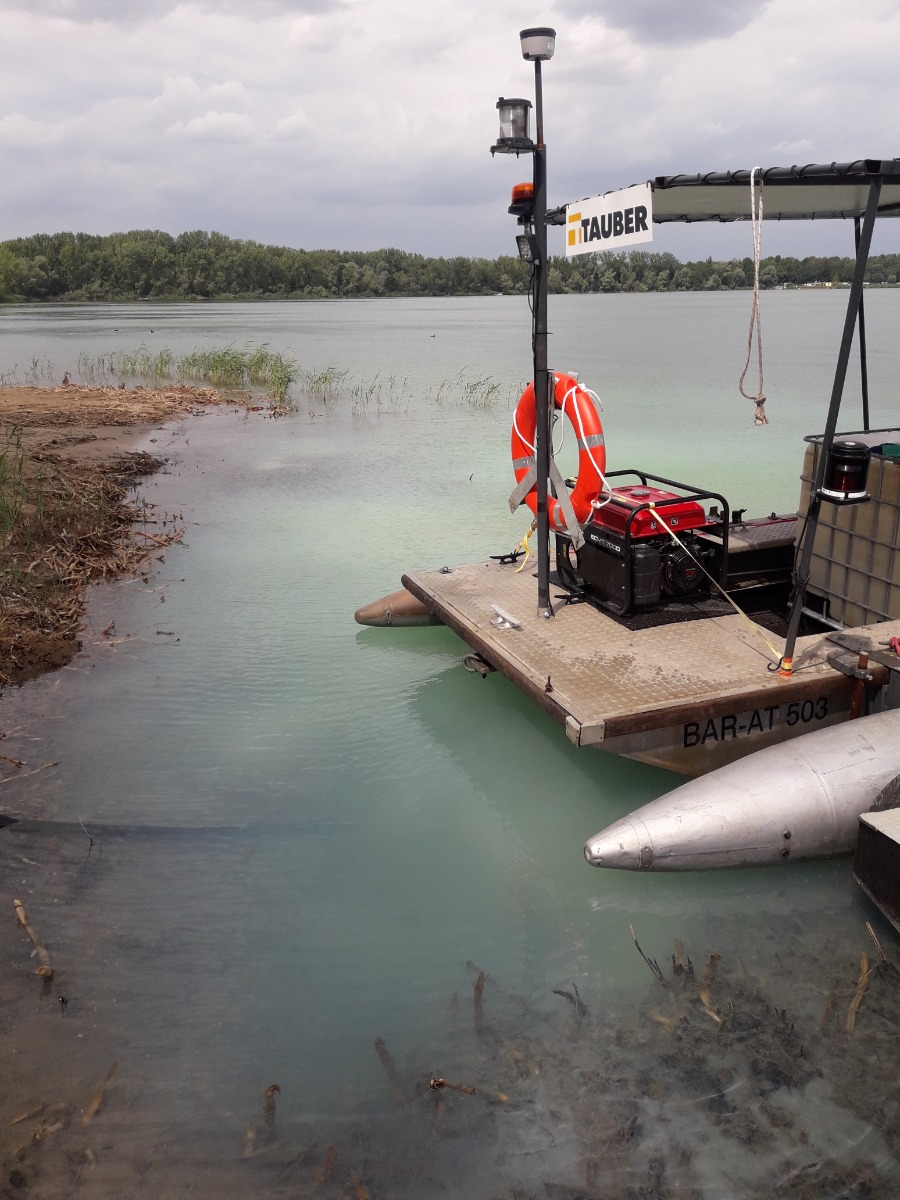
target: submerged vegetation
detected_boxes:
[2,229,900,303]
[2,917,897,1195]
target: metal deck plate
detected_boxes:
[403,558,900,772]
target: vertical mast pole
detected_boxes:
[532,58,552,617]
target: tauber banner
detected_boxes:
[565,183,653,256]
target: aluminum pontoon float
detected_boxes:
[356,160,900,779]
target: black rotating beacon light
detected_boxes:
[820,439,871,504]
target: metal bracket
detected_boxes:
[829,631,900,673]
[826,651,876,683]
[508,464,537,513]
[548,459,585,550]
[462,654,495,678]
[507,460,585,551]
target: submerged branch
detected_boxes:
[12,898,53,979]
[629,924,668,988]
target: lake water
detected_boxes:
[1,294,897,1198]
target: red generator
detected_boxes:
[563,473,729,615]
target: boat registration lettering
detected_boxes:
[683,697,828,747]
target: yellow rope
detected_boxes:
[648,503,783,663]
[514,520,537,574]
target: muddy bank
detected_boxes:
[0,384,249,689]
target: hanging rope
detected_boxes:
[514,520,537,573]
[554,379,611,506]
[647,503,783,664]
[649,504,784,663]
[739,167,768,426]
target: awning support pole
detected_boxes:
[854,216,871,431]
[780,179,882,676]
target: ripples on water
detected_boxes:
[1,297,897,1197]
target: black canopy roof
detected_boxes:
[555,159,900,224]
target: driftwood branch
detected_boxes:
[553,982,588,1016]
[373,1036,407,1107]
[866,921,887,964]
[430,1076,477,1096]
[473,970,485,1032]
[315,1145,337,1186]
[0,761,60,787]
[845,953,871,1034]
[13,898,53,979]
[262,1083,280,1143]
[133,527,185,548]
[82,1062,118,1124]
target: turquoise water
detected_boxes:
[1,295,897,1197]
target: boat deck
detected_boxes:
[402,556,900,775]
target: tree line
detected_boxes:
[1,229,898,302]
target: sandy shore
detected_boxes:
[0,383,248,690]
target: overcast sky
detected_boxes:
[1,0,899,262]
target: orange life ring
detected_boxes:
[510,372,606,530]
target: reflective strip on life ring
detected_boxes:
[510,372,606,529]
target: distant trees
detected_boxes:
[0,230,896,303]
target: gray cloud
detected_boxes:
[0,0,896,260]
[0,0,342,23]
[559,0,770,45]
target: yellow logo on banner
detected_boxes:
[564,183,653,256]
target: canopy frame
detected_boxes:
[548,159,900,226]
[550,159,898,674]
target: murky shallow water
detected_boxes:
[1,296,898,1197]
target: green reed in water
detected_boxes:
[347,373,411,416]
[69,349,517,412]
[0,426,51,562]
[177,345,301,403]
[427,369,518,410]
[303,366,348,405]
[76,347,175,384]
[0,426,31,547]
[0,358,56,387]
[76,344,300,404]
[348,370,518,416]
